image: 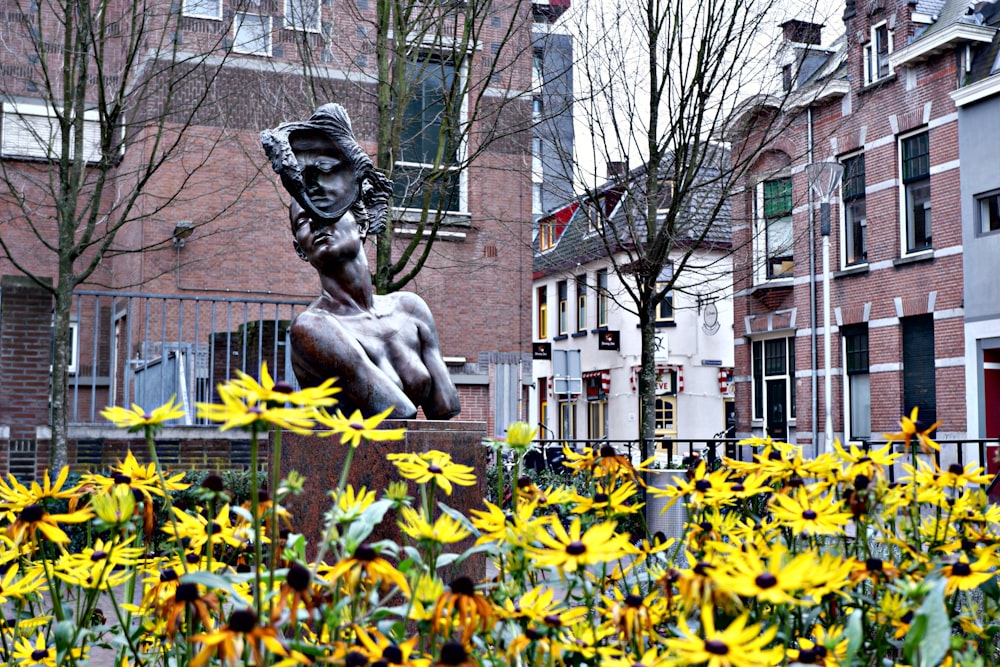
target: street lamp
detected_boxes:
[806,161,843,452]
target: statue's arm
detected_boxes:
[290,312,417,419]
[408,296,461,420]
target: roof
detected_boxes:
[533,148,732,277]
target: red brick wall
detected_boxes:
[0,277,53,441]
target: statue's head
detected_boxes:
[261,103,391,238]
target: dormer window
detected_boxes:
[863,22,893,85]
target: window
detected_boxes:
[656,180,675,221]
[67,320,79,375]
[538,219,557,251]
[234,13,271,56]
[654,396,677,438]
[977,190,1000,235]
[843,325,871,440]
[596,269,609,327]
[588,400,606,439]
[557,281,568,335]
[532,48,544,91]
[842,153,867,265]
[558,400,576,440]
[575,274,587,332]
[863,22,893,85]
[758,177,794,279]
[901,131,931,253]
[395,54,462,213]
[902,315,936,428]
[537,286,548,339]
[1,102,102,163]
[183,0,221,19]
[751,337,795,440]
[285,0,320,31]
[655,286,673,323]
[585,199,604,234]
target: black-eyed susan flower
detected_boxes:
[883,407,941,453]
[315,407,405,447]
[943,552,996,594]
[605,588,661,644]
[159,581,221,636]
[497,585,587,627]
[769,487,852,536]
[570,479,642,516]
[0,561,45,605]
[0,467,80,519]
[100,395,186,432]
[323,543,410,595]
[6,503,93,547]
[353,626,420,667]
[528,516,631,573]
[228,361,339,408]
[196,386,316,433]
[13,632,62,667]
[270,562,319,624]
[53,536,144,588]
[398,506,471,544]
[785,624,848,667]
[833,440,898,481]
[329,485,378,525]
[408,572,444,622]
[503,421,538,450]
[162,504,245,552]
[665,605,782,667]
[713,543,817,605]
[189,608,286,667]
[434,642,475,667]
[431,576,494,644]
[387,450,475,495]
[602,646,673,667]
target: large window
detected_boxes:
[536,286,548,339]
[558,400,576,440]
[285,0,320,31]
[575,274,587,332]
[843,325,871,441]
[751,337,795,440]
[1,102,101,163]
[902,315,936,428]
[596,269,609,327]
[977,190,1000,235]
[655,397,677,438]
[901,131,931,253]
[183,0,221,18]
[557,280,568,335]
[842,153,867,265]
[863,22,893,85]
[395,54,462,213]
[759,177,794,279]
[233,13,271,56]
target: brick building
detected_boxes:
[729,0,997,453]
[0,0,541,473]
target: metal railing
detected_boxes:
[68,290,310,425]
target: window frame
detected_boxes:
[654,284,674,323]
[536,286,548,339]
[842,325,871,441]
[750,335,796,422]
[558,400,576,440]
[587,399,607,440]
[976,189,1000,236]
[654,396,677,439]
[863,21,894,85]
[900,130,931,255]
[756,176,794,281]
[841,152,867,266]
[596,269,609,328]
[394,51,467,214]
[284,0,321,32]
[182,0,222,19]
[1,102,103,163]
[575,274,587,332]
[233,13,272,56]
[557,280,568,335]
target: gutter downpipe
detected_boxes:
[807,106,819,457]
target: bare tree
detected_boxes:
[286,0,536,293]
[557,0,839,449]
[0,0,254,467]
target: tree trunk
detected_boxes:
[50,282,73,471]
[637,307,658,461]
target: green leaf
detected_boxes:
[903,578,950,667]
[979,576,1000,603]
[844,609,863,666]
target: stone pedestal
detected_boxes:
[280,420,488,577]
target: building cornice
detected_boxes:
[951,73,1000,107]
[890,23,996,69]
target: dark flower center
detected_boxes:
[624,594,643,608]
[599,445,617,458]
[382,646,403,664]
[160,568,179,582]
[693,562,713,576]
[248,406,263,415]
[525,628,543,640]
[449,576,476,596]
[31,649,50,661]
[355,544,377,562]
[543,614,562,627]
[815,646,828,658]
[695,479,711,492]
[345,651,368,667]
[185,553,200,564]
[699,521,712,532]
[731,483,745,492]
[566,541,587,556]
[858,456,871,463]
[704,640,729,655]
[854,474,870,491]
[754,572,778,589]
[175,583,199,602]
[796,647,818,664]
[953,562,972,577]
[201,474,225,492]
[273,381,294,394]
[350,423,365,431]
[948,463,964,475]
[141,413,154,421]
[439,642,468,666]
[227,609,257,633]
[594,493,609,503]
[802,509,818,520]
[90,550,108,562]
[901,610,914,624]
[20,505,44,523]
[518,476,533,488]
[258,489,271,503]
[866,558,883,572]
[428,464,443,474]
[288,563,311,592]
[788,476,804,488]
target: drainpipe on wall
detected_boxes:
[807,106,819,457]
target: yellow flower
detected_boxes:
[943,553,996,595]
[53,537,144,588]
[883,406,941,453]
[503,421,538,449]
[0,562,46,605]
[388,450,476,495]
[769,487,852,536]
[0,467,79,515]
[91,484,137,525]
[6,503,93,547]
[528,516,631,573]
[189,608,286,667]
[665,606,782,667]
[322,543,410,595]
[399,506,471,544]
[81,450,190,501]
[315,406,406,447]
[161,504,246,552]
[713,543,818,605]
[570,479,642,515]
[431,575,495,644]
[13,632,57,667]
[101,395,186,431]
[196,386,316,433]
[227,361,340,407]
[328,484,377,524]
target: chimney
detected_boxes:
[606,161,627,180]
[780,19,823,45]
